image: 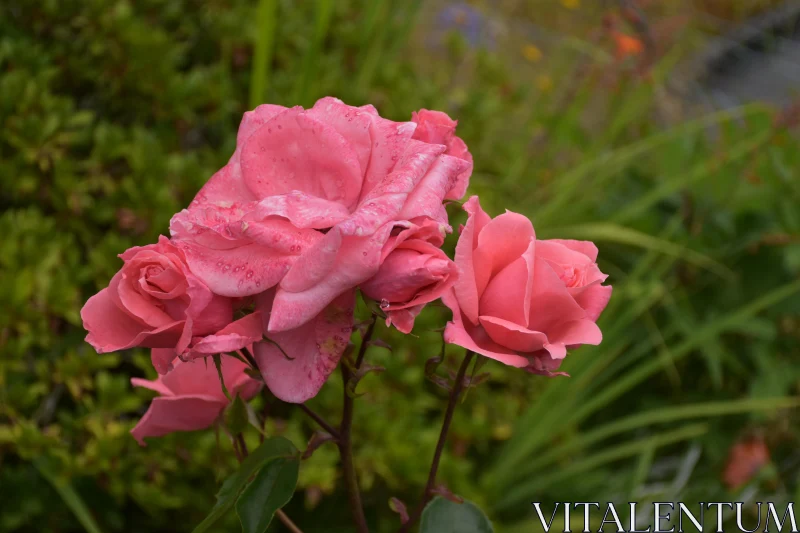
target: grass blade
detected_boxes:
[33,458,104,533]
[249,0,279,109]
[496,423,709,510]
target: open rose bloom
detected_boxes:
[443,197,612,375]
[80,97,610,445]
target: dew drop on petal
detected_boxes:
[379,299,390,310]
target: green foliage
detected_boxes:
[235,457,300,533]
[192,436,298,533]
[420,497,494,533]
[2,1,800,533]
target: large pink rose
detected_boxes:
[170,97,472,401]
[130,355,260,445]
[361,218,458,334]
[81,236,263,374]
[442,197,612,375]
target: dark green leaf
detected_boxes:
[191,436,298,533]
[225,394,249,436]
[235,457,299,533]
[420,497,493,533]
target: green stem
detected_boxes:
[399,350,475,533]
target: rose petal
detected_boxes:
[130,395,224,446]
[358,113,419,203]
[255,289,355,403]
[240,108,364,210]
[399,153,472,224]
[247,191,351,229]
[279,226,342,293]
[269,224,392,332]
[411,109,473,199]
[339,140,445,237]
[478,315,549,353]
[151,348,178,375]
[546,239,599,262]
[478,239,535,326]
[188,312,265,356]
[548,319,603,347]
[573,284,613,322]
[308,97,374,176]
[473,211,535,297]
[157,357,257,401]
[527,255,587,333]
[451,196,492,325]
[385,305,424,334]
[81,289,184,353]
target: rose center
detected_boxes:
[559,265,580,287]
[142,265,166,291]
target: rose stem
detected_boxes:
[233,432,304,533]
[338,315,376,533]
[298,404,341,440]
[399,349,475,533]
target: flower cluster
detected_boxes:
[81,97,611,444]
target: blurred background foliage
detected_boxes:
[2,0,800,532]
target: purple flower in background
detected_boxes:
[434,3,496,49]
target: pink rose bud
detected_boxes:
[130,355,260,446]
[361,219,458,333]
[81,236,263,374]
[442,197,612,375]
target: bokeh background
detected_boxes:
[2,1,800,532]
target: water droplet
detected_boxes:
[255,281,262,287]
[233,266,241,273]
[216,261,223,267]
[246,270,254,279]
[222,264,231,272]
[362,251,367,256]
[379,299,390,310]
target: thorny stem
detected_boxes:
[399,350,475,533]
[233,434,304,533]
[299,404,341,440]
[338,316,376,533]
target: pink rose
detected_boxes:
[130,355,260,445]
[81,236,263,374]
[411,109,472,200]
[442,197,612,375]
[361,218,459,334]
[170,97,472,401]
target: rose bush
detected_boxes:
[443,196,612,375]
[77,96,613,533]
